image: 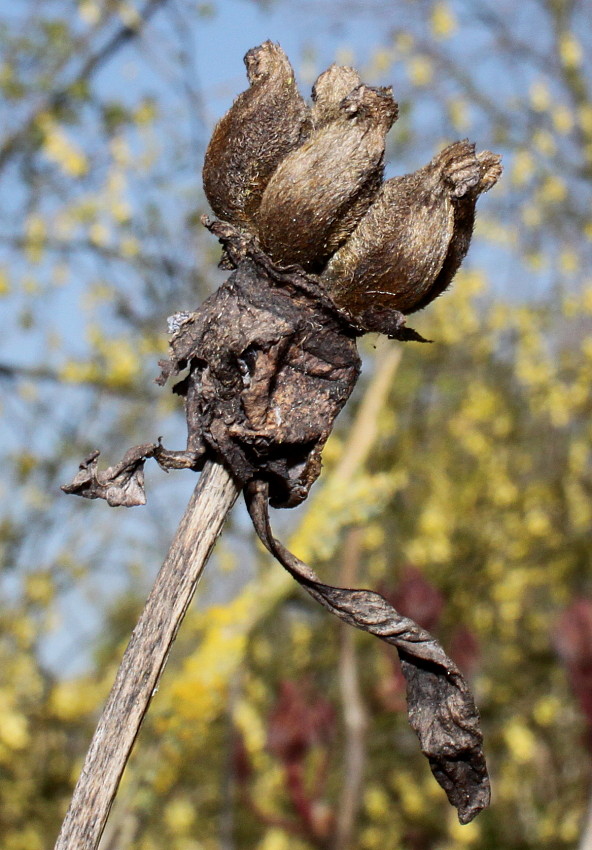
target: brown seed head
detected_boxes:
[323,140,502,319]
[202,42,311,236]
[311,64,362,126]
[257,83,399,272]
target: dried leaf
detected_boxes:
[245,479,490,824]
[61,444,204,505]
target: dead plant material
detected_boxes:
[62,42,502,829]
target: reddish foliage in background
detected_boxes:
[450,625,481,680]
[387,566,444,632]
[553,598,592,751]
[267,680,336,763]
[235,679,336,843]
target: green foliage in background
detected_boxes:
[0,1,591,849]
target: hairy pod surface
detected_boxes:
[202,41,311,234]
[311,64,362,127]
[323,141,502,317]
[257,84,399,273]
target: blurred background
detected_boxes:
[1,1,591,848]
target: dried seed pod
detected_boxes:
[257,84,399,272]
[202,41,311,234]
[311,64,362,127]
[323,141,502,318]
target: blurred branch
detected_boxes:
[580,787,592,850]
[334,526,368,850]
[0,361,157,400]
[0,0,170,175]
[0,233,193,278]
[332,337,402,484]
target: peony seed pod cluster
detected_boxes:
[202,41,501,327]
[65,42,500,824]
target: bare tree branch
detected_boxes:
[0,0,170,175]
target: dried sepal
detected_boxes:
[156,226,360,508]
[61,444,205,506]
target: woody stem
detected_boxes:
[53,460,240,850]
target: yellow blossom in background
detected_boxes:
[558,31,583,68]
[38,113,88,177]
[233,698,266,759]
[24,215,46,264]
[521,204,542,228]
[88,221,110,246]
[135,99,158,125]
[431,1,457,38]
[579,103,592,135]
[539,174,567,204]
[533,695,561,726]
[163,798,196,835]
[532,128,557,156]
[392,31,413,56]
[553,104,574,134]
[407,55,433,87]
[559,249,579,273]
[529,80,551,112]
[117,1,142,29]
[79,0,100,24]
[24,572,54,606]
[449,97,470,131]
[390,771,425,817]
[0,709,29,751]
[257,828,295,850]
[504,720,537,764]
[511,150,535,186]
[369,48,393,73]
[363,785,390,820]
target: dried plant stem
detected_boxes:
[54,460,240,850]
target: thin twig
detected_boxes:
[53,459,240,850]
[331,342,403,848]
[0,0,169,174]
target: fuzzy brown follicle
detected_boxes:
[311,64,362,127]
[257,84,398,273]
[202,41,311,237]
[322,140,502,324]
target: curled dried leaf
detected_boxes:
[61,444,204,506]
[245,478,490,824]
